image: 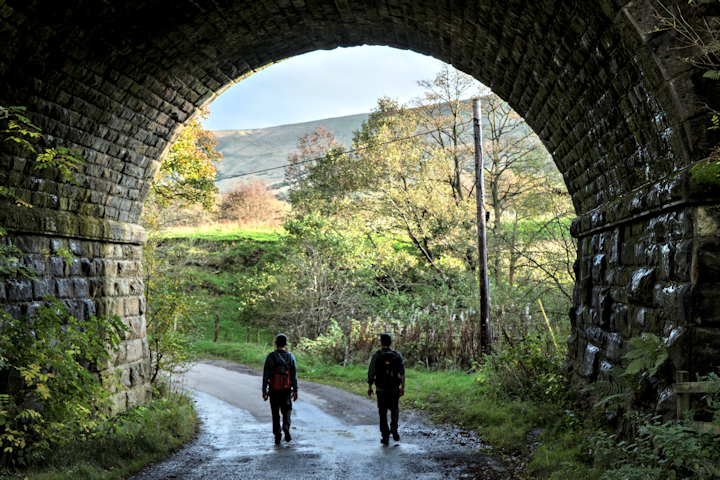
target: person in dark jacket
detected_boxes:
[262,334,299,444]
[367,333,405,444]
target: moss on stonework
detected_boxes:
[690,159,720,186]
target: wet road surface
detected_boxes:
[129,360,510,479]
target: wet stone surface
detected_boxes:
[129,361,510,480]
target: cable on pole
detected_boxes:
[215,119,474,181]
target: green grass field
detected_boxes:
[160,223,284,242]
[156,228,283,345]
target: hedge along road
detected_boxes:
[129,359,511,480]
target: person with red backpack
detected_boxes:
[262,334,299,445]
[367,333,405,444]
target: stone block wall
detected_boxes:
[0,222,151,411]
[569,168,720,415]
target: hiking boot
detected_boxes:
[283,426,292,442]
[381,435,389,445]
[391,428,400,441]
[275,434,282,445]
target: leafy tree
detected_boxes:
[220,179,286,227]
[284,66,576,313]
[147,107,221,211]
[477,94,576,332]
[264,213,371,341]
[278,67,577,361]
[140,109,221,383]
[411,64,479,203]
[349,97,476,288]
[482,94,556,287]
[285,124,349,214]
[141,215,207,384]
[286,97,476,288]
[144,268,205,384]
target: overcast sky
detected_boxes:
[202,46,451,131]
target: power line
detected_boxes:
[215,119,473,182]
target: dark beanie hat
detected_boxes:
[276,334,287,347]
[380,333,392,346]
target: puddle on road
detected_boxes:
[191,389,426,458]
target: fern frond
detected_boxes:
[614,374,631,391]
[626,358,656,376]
[702,70,720,80]
[623,333,668,377]
[594,392,632,408]
[692,460,720,477]
[593,380,621,396]
[623,349,646,360]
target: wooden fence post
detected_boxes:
[676,370,690,420]
[214,314,220,343]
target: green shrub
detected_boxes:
[591,412,720,479]
[0,298,127,468]
[481,332,569,403]
[4,391,198,480]
[587,333,669,413]
[583,368,720,479]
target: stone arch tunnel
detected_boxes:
[1,0,719,412]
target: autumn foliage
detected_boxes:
[220,179,286,227]
[150,107,222,211]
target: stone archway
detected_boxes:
[1,0,718,409]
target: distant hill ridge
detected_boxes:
[212,112,369,193]
[211,97,520,193]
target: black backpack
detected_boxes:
[374,350,400,390]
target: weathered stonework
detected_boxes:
[0,0,718,410]
[0,227,151,410]
[569,168,720,415]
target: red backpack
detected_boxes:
[269,351,291,391]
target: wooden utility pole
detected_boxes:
[473,98,492,353]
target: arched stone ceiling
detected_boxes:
[2,0,720,406]
[1,0,717,234]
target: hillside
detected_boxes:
[212,112,368,192]
[210,97,547,194]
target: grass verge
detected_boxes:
[2,392,198,480]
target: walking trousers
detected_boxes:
[376,390,400,437]
[269,391,292,437]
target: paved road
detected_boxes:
[129,360,510,480]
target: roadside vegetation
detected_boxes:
[0,106,201,479]
[4,392,197,480]
[170,225,586,477]
[169,224,720,479]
